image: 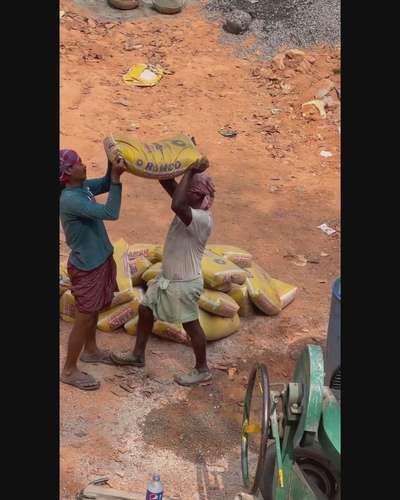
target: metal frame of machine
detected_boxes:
[241,279,341,499]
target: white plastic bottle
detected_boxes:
[145,474,164,500]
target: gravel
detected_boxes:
[205,0,340,58]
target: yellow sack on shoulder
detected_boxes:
[60,290,75,323]
[113,238,132,292]
[103,133,201,180]
[271,278,298,309]
[142,262,162,282]
[97,300,140,332]
[207,245,252,269]
[199,309,240,341]
[153,320,189,345]
[199,290,239,318]
[128,244,158,263]
[245,264,281,316]
[124,316,138,336]
[228,283,256,317]
[129,256,152,286]
[202,250,247,289]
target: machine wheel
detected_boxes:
[259,443,341,500]
[241,363,271,494]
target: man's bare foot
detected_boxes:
[60,369,100,391]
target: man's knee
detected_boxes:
[76,310,98,326]
[183,319,203,337]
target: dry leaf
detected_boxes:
[228,367,238,380]
[302,99,327,119]
[119,383,135,393]
[213,364,229,372]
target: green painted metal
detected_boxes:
[270,411,284,488]
[319,389,341,472]
[241,344,341,499]
[293,345,325,449]
[273,424,317,500]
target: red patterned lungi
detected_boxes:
[68,255,118,314]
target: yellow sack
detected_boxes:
[212,283,233,293]
[113,238,132,292]
[153,320,189,344]
[128,243,158,263]
[103,134,201,180]
[97,300,140,332]
[111,288,140,308]
[228,283,256,317]
[123,63,164,87]
[207,245,252,269]
[201,250,247,289]
[199,309,240,341]
[129,256,152,286]
[59,261,71,296]
[142,262,162,282]
[59,278,69,296]
[271,278,298,309]
[245,264,282,316]
[124,316,138,336]
[154,245,163,262]
[199,290,239,318]
[127,286,145,305]
[60,290,75,323]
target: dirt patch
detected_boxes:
[142,343,297,463]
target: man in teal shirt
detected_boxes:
[60,149,127,391]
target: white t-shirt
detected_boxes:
[162,208,213,281]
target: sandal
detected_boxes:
[110,351,145,367]
[174,368,212,387]
[80,350,116,366]
[60,371,100,391]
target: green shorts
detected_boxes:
[142,275,203,324]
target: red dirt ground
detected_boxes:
[60,1,340,498]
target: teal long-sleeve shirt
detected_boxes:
[60,162,122,271]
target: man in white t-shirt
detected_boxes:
[111,157,215,386]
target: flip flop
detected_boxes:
[174,368,212,387]
[60,371,100,391]
[80,350,116,366]
[110,351,145,367]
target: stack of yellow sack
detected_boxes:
[59,241,297,345]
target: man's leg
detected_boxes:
[133,305,155,359]
[79,312,116,364]
[82,312,99,354]
[174,320,212,387]
[182,319,209,371]
[61,311,100,390]
[111,304,154,366]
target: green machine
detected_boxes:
[241,280,341,499]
